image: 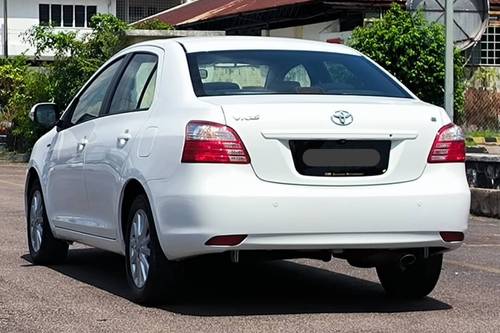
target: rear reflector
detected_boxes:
[205,235,247,246]
[428,123,465,163]
[182,121,250,164]
[440,232,465,242]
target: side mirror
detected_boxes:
[29,103,59,129]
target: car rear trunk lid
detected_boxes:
[203,95,443,186]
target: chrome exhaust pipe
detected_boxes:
[400,254,417,268]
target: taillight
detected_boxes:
[181,121,250,164]
[427,123,465,163]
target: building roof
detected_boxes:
[137,0,402,27]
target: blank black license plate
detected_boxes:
[289,140,391,177]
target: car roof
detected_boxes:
[131,36,362,55]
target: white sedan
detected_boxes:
[26,36,470,304]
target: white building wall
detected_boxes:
[266,20,353,45]
[0,0,116,57]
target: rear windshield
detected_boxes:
[187,50,412,98]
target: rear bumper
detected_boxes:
[148,163,470,260]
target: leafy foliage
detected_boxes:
[468,67,499,91]
[25,14,129,108]
[134,19,174,31]
[1,14,130,151]
[348,4,466,122]
[0,58,52,150]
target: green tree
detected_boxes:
[0,14,130,151]
[25,14,129,109]
[348,4,466,122]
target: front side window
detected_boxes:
[108,54,158,115]
[70,59,123,125]
[188,50,411,98]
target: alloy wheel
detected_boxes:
[129,209,151,289]
[29,190,44,253]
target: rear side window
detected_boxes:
[187,50,411,98]
[108,53,158,115]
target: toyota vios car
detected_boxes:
[26,37,470,304]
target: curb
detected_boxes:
[470,188,500,219]
[466,136,500,145]
[0,151,30,163]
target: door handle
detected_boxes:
[77,138,88,153]
[117,130,132,147]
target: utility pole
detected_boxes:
[444,0,454,121]
[2,0,7,58]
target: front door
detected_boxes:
[48,58,125,235]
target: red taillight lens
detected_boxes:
[428,123,465,163]
[181,121,250,164]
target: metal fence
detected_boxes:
[116,0,182,23]
[462,88,500,132]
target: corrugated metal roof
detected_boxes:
[140,0,400,26]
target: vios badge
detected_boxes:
[331,110,353,126]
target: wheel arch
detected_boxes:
[25,167,40,217]
[119,178,160,253]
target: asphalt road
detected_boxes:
[1,163,499,332]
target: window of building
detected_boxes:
[470,25,500,66]
[129,6,145,23]
[481,26,500,66]
[39,4,98,28]
[51,5,61,27]
[116,0,180,23]
[148,7,158,16]
[87,6,97,27]
[39,4,50,26]
[63,5,73,27]
[75,6,85,27]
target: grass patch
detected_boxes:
[466,130,500,138]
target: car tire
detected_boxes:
[27,179,69,265]
[376,254,443,299]
[124,194,182,305]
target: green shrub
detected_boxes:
[134,19,174,31]
[0,59,52,151]
[0,60,26,109]
[25,14,129,109]
[348,4,466,122]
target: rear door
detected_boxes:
[83,50,160,238]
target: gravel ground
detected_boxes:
[1,163,499,333]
